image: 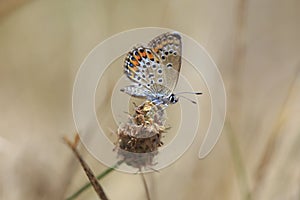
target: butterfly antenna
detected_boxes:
[176,91,202,95]
[176,92,202,104]
[177,95,197,104]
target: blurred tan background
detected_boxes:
[0,0,300,200]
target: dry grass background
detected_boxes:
[0,0,300,200]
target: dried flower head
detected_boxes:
[115,101,167,169]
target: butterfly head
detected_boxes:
[168,93,179,104]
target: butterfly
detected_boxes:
[121,32,201,105]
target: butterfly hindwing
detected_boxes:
[120,85,149,98]
[123,46,165,95]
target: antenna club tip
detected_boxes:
[196,92,203,95]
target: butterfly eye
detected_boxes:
[169,94,177,104]
[170,95,174,102]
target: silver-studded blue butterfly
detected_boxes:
[121,32,201,105]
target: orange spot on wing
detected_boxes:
[133,52,141,61]
[131,59,139,66]
[153,47,160,53]
[146,51,154,60]
[139,50,146,58]
[128,62,138,74]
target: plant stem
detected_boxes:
[140,172,151,200]
[226,122,252,200]
[64,135,124,200]
[65,161,123,200]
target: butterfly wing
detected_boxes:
[148,32,182,92]
[122,47,165,99]
[120,85,149,98]
[122,32,182,103]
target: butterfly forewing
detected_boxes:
[148,32,182,92]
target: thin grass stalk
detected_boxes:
[65,161,123,200]
[64,136,109,200]
[254,67,300,191]
[227,0,252,199]
[140,172,151,200]
[226,122,252,200]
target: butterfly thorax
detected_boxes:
[150,93,178,105]
[147,83,178,105]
